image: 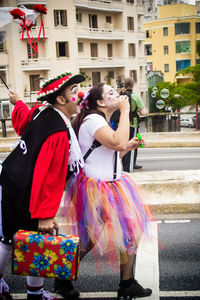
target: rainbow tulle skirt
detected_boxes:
[58,171,154,266]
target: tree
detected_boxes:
[149,81,189,112]
[174,41,200,105]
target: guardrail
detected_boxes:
[0,112,199,138]
[0,118,11,137]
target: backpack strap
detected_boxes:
[84,139,118,181]
[83,139,101,161]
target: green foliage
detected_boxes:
[196,40,200,57]
[149,81,189,112]
[175,64,200,105]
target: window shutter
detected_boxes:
[54,10,58,26]
[56,42,59,57]
[65,42,69,57]
[63,10,67,26]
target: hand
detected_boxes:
[9,90,21,105]
[127,137,145,150]
[38,218,59,234]
[117,95,130,113]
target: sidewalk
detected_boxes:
[0,131,200,152]
[131,169,200,215]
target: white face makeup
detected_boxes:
[102,84,119,110]
[63,84,80,115]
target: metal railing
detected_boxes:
[0,112,199,138]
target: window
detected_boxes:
[54,10,67,26]
[56,42,69,57]
[164,45,168,55]
[146,30,150,38]
[146,62,153,71]
[163,27,168,36]
[129,43,136,57]
[127,0,134,3]
[106,16,112,23]
[89,14,98,28]
[0,100,11,119]
[108,71,114,79]
[0,66,8,87]
[30,75,40,91]
[76,12,82,23]
[176,41,190,53]
[176,59,191,71]
[164,64,169,72]
[0,32,6,52]
[196,22,200,33]
[175,23,190,35]
[130,70,137,83]
[27,43,38,59]
[92,72,101,85]
[145,44,152,56]
[78,42,83,52]
[90,43,98,58]
[107,44,113,58]
[127,17,134,31]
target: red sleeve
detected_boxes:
[12,100,39,136]
[29,131,69,219]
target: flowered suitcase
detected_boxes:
[12,230,80,280]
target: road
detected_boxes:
[3,215,200,299]
[136,147,200,171]
[1,148,200,172]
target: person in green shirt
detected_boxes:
[122,77,147,172]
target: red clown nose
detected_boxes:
[78,91,84,99]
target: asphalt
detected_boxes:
[0,130,200,215]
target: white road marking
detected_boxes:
[139,156,200,160]
[160,290,200,297]
[135,221,159,300]
[12,290,200,298]
[164,219,191,224]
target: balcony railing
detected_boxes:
[17,0,47,5]
[137,31,145,41]
[21,58,51,71]
[139,81,148,91]
[136,4,144,15]
[138,56,147,66]
[74,0,123,12]
[19,26,49,39]
[24,91,39,103]
[78,56,126,68]
[76,26,124,40]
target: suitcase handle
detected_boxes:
[38,227,59,236]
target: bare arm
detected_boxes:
[94,95,130,151]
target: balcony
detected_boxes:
[78,56,126,68]
[17,0,47,5]
[137,31,145,41]
[139,81,148,92]
[24,91,38,103]
[76,26,124,40]
[136,4,144,15]
[74,0,123,12]
[19,26,49,40]
[138,56,146,66]
[21,58,51,71]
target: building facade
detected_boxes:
[0,0,147,118]
[144,3,200,83]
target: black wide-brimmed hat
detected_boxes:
[37,71,85,101]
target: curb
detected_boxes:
[130,170,200,214]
